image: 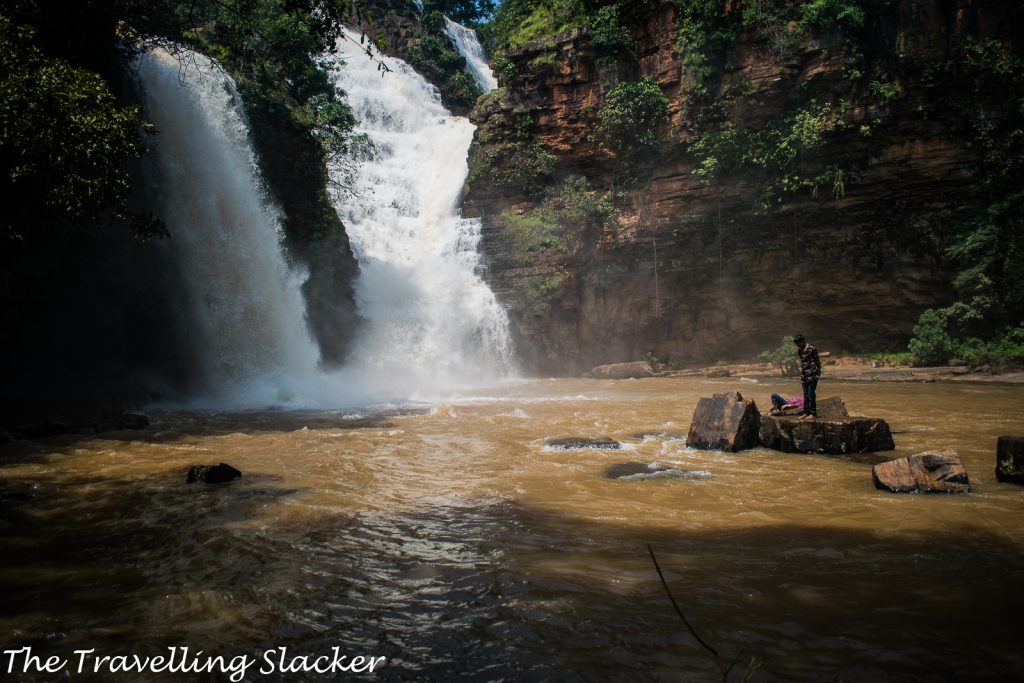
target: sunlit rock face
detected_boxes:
[466,1,1015,375]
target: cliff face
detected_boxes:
[466,0,1017,374]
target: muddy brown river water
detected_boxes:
[2,377,1023,682]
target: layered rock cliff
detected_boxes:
[466,0,1019,374]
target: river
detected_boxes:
[1,378,1022,681]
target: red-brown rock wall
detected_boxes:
[466,0,1016,374]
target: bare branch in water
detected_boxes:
[647,543,762,682]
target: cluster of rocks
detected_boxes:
[685,391,896,456]
[685,391,1024,494]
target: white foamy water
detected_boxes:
[324,30,515,398]
[444,18,499,92]
[136,49,324,408]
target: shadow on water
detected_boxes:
[0,446,1022,683]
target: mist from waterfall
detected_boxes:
[136,49,323,408]
[444,18,499,93]
[324,30,515,399]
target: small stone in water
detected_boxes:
[546,437,620,450]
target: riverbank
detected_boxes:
[652,355,1024,385]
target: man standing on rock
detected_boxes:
[794,334,821,420]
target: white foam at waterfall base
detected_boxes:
[444,18,499,93]
[324,30,516,400]
[136,49,330,409]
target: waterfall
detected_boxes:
[136,49,322,408]
[324,30,515,398]
[444,18,499,93]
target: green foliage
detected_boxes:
[469,141,555,196]
[422,0,496,26]
[0,13,163,243]
[908,309,957,365]
[758,336,798,376]
[690,100,850,211]
[589,3,634,66]
[409,31,483,109]
[597,77,670,157]
[869,77,903,105]
[491,0,585,51]
[493,54,517,83]
[518,270,569,316]
[496,175,618,263]
[796,0,866,31]
[406,10,485,111]
[673,0,736,97]
[866,351,912,367]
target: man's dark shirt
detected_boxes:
[799,344,821,383]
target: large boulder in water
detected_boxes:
[760,415,894,455]
[995,436,1024,485]
[872,450,971,493]
[590,362,653,379]
[685,391,761,452]
[186,462,242,484]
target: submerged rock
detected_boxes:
[760,415,894,455]
[995,436,1024,485]
[186,462,242,484]
[604,461,670,478]
[589,362,653,379]
[685,391,760,452]
[872,450,970,493]
[546,437,621,450]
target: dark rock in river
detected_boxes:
[604,461,671,478]
[995,436,1024,485]
[760,415,895,455]
[546,437,621,450]
[872,450,971,493]
[685,392,760,452]
[187,462,242,484]
[589,362,653,379]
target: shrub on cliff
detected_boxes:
[598,77,669,158]
[0,13,163,245]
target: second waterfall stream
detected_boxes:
[325,30,515,399]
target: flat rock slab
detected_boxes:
[187,462,242,484]
[872,450,970,493]
[773,397,849,418]
[686,391,761,452]
[546,437,621,450]
[760,416,895,455]
[590,361,654,379]
[996,436,1024,485]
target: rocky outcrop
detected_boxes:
[872,450,971,493]
[590,361,653,379]
[760,416,895,455]
[686,391,760,452]
[466,1,1017,375]
[546,436,621,449]
[186,463,242,484]
[995,436,1024,485]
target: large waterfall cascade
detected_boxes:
[324,28,515,398]
[136,50,323,408]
